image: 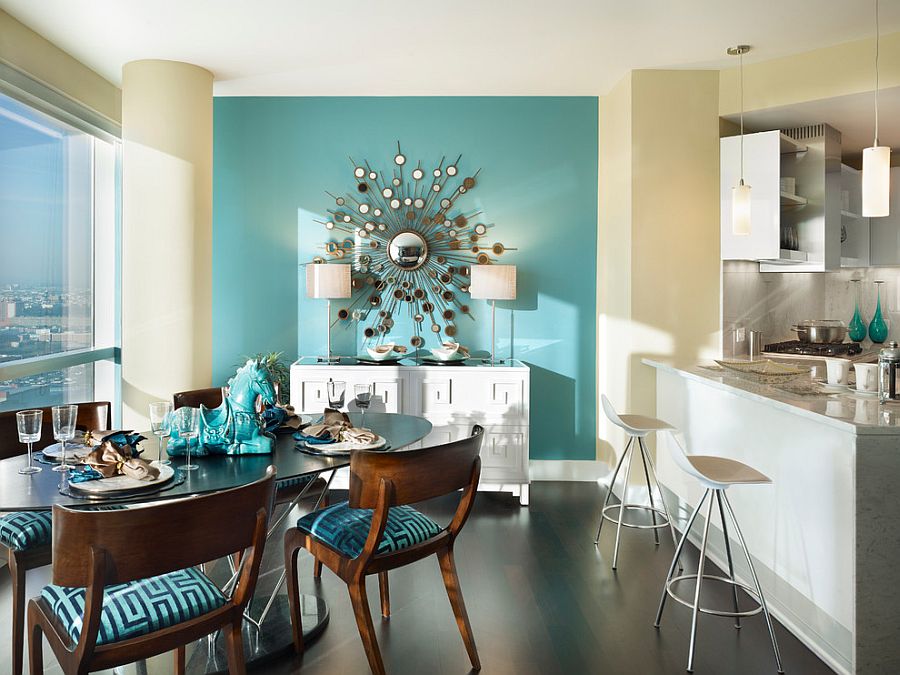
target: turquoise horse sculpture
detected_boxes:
[167,359,276,456]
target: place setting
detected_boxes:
[293,381,389,456]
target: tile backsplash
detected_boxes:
[723,261,900,356]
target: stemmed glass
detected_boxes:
[149,401,173,465]
[354,383,373,420]
[327,379,346,409]
[16,410,43,475]
[174,407,200,472]
[51,404,78,472]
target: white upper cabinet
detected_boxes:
[839,164,870,268]
[867,167,900,266]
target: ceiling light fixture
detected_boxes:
[728,45,752,236]
[862,0,891,218]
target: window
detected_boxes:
[0,84,119,416]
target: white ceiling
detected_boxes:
[2,0,900,96]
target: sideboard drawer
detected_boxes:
[299,380,330,413]
[420,378,453,413]
[481,428,527,470]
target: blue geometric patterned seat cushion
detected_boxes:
[40,567,225,646]
[0,511,52,551]
[297,500,443,559]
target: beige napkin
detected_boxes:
[305,409,377,444]
[82,441,160,481]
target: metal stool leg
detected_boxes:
[656,489,709,627]
[722,493,785,673]
[686,491,716,672]
[716,490,742,629]
[639,436,680,549]
[636,438,661,545]
[612,442,636,570]
[595,436,634,543]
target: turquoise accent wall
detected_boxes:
[213,97,597,460]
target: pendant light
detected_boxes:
[863,0,891,217]
[728,45,752,235]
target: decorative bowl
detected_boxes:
[367,343,399,361]
[430,342,470,362]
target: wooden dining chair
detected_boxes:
[0,401,110,675]
[27,466,276,675]
[173,387,224,410]
[284,425,484,674]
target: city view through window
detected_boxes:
[0,92,114,412]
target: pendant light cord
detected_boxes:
[874,0,880,146]
[739,49,745,183]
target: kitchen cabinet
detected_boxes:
[840,164,870,267]
[290,358,531,505]
[867,167,900,266]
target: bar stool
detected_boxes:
[595,395,679,569]
[654,432,783,673]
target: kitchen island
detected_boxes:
[645,359,900,675]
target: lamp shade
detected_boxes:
[862,145,891,217]
[305,264,351,299]
[732,182,752,235]
[470,264,516,300]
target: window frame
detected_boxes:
[0,60,122,422]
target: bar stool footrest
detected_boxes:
[665,573,762,618]
[601,503,671,530]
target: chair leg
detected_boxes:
[595,436,633,543]
[284,535,305,654]
[26,606,43,675]
[10,553,25,675]
[655,489,708,628]
[640,436,680,549]
[612,443,636,570]
[716,490,742,629]
[313,491,329,580]
[636,438,661,545]
[348,578,386,675]
[378,572,390,619]
[313,558,323,580]
[722,493,785,674]
[438,547,481,671]
[174,645,186,675]
[224,622,247,675]
[686,491,716,673]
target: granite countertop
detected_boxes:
[644,358,900,436]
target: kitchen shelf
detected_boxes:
[779,133,808,154]
[780,191,808,208]
[764,249,809,264]
[841,210,862,220]
[841,256,865,267]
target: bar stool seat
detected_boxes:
[654,433,784,673]
[595,395,678,570]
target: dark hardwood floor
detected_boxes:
[0,482,833,674]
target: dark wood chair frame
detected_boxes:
[284,425,484,675]
[27,466,276,675]
[0,401,110,675]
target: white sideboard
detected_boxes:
[290,358,531,505]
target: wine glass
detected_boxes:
[354,383,373,419]
[149,401,173,465]
[327,379,346,409]
[16,410,43,475]
[51,404,78,472]
[174,406,200,472]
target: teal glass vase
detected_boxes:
[869,282,889,344]
[848,281,867,342]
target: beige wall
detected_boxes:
[0,9,120,122]
[121,60,213,427]
[720,31,900,116]
[597,70,721,463]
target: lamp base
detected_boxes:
[316,355,342,364]
[480,358,506,367]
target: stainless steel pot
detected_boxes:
[791,320,848,344]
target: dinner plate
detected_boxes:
[847,389,880,398]
[820,382,850,392]
[68,462,175,497]
[301,435,386,456]
[41,442,93,461]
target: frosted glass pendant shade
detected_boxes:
[306,263,351,298]
[732,181,752,235]
[862,145,891,217]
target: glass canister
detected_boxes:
[878,341,900,403]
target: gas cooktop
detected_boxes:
[763,340,863,357]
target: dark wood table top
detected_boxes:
[0,412,431,512]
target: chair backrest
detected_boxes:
[665,431,708,484]
[174,387,223,410]
[349,425,483,509]
[51,467,276,587]
[601,394,627,429]
[0,401,110,460]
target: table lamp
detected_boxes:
[306,263,351,363]
[470,264,516,366]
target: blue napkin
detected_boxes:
[262,405,288,433]
[69,466,104,483]
[293,431,335,445]
[100,432,147,455]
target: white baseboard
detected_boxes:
[529,459,605,481]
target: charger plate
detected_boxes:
[299,435,386,456]
[68,462,175,498]
[41,442,93,462]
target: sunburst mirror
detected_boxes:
[311,142,513,348]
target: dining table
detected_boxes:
[0,411,432,674]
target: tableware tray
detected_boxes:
[297,435,387,457]
[714,359,811,384]
[68,462,175,498]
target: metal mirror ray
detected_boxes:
[311,142,514,348]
